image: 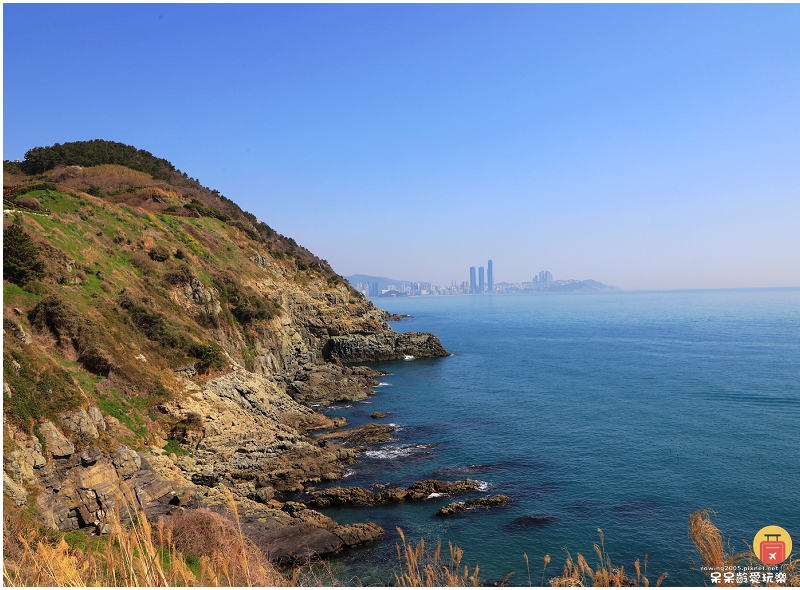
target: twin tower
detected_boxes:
[469,260,493,294]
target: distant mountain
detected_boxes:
[496,279,618,292]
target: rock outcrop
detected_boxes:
[324,332,450,364]
[436,494,509,517]
[314,423,396,446]
[308,479,482,508]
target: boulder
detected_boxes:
[324,331,450,363]
[59,409,99,440]
[315,423,395,446]
[111,446,141,478]
[436,495,509,517]
[406,479,480,500]
[3,470,28,506]
[39,421,75,458]
[371,412,388,419]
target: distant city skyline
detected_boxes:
[4,4,799,291]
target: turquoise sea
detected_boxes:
[308,289,799,586]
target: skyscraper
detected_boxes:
[487,260,493,293]
[469,266,476,294]
[478,267,485,293]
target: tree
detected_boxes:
[3,216,45,285]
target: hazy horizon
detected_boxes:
[4,5,799,291]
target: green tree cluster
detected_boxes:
[3,216,46,286]
[20,139,175,179]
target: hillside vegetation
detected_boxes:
[4,150,349,440]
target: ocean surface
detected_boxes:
[306,289,799,586]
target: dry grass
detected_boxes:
[393,527,484,587]
[688,509,800,587]
[2,487,286,587]
[547,528,667,587]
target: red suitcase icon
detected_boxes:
[760,534,785,565]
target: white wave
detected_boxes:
[375,382,391,387]
[427,493,446,499]
[477,480,491,491]
[341,468,356,478]
[404,355,415,360]
[364,445,419,460]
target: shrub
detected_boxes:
[28,294,80,346]
[148,244,171,262]
[129,252,158,276]
[174,248,186,259]
[14,182,58,196]
[186,343,222,371]
[86,184,105,198]
[3,217,46,286]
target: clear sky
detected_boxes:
[4,4,799,290]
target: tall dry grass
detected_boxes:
[2,487,286,587]
[688,509,800,587]
[547,528,668,587]
[393,527,484,587]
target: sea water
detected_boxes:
[310,289,799,586]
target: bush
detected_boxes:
[148,244,171,262]
[86,184,105,198]
[186,343,222,371]
[14,182,58,196]
[28,294,80,346]
[3,217,46,286]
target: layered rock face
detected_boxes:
[3,187,451,564]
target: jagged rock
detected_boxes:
[377,488,409,503]
[88,406,106,431]
[405,479,481,500]
[333,522,384,545]
[309,486,378,507]
[324,331,450,363]
[371,412,388,419]
[111,446,141,478]
[80,447,103,466]
[315,423,395,446]
[4,470,28,506]
[4,319,32,344]
[39,421,75,458]
[175,364,197,377]
[309,479,481,508]
[4,430,47,484]
[159,370,359,492]
[436,495,509,517]
[251,486,275,503]
[59,409,99,440]
[286,363,386,405]
[238,502,384,565]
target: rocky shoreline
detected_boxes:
[4,199,461,565]
[4,335,456,565]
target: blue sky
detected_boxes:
[4,4,799,290]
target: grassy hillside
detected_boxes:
[3,151,354,447]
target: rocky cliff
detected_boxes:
[3,158,449,562]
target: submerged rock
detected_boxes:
[505,514,558,532]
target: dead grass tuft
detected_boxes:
[548,528,666,587]
[393,527,483,587]
[688,509,800,587]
